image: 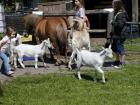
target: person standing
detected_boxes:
[74,0,90,28]
[111,0,129,68]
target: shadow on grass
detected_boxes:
[0,82,3,97]
[74,73,108,83]
[103,61,113,67]
[75,74,108,82]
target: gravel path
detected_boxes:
[0,38,139,82]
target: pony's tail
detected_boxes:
[56,23,68,53]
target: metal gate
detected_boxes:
[5,12,26,34]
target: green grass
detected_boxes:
[125,38,140,52]
[0,38,140,105]
[125,38,140,62]
[0,64,140,105]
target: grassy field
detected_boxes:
[0,38,140,105]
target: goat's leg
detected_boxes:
[93,70,98,82]
[77,68,82,80]
[35,56,38,69]
[95,66,105,83]
[68,51,76,70]
[13,56,17,68]
[76,54,82,80]
[40,56,47,68]
[88,42,91,51]
[18,56,25,68]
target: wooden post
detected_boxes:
[132,0,139,22]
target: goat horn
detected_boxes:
[109,44,112,49]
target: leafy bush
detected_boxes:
[0,32,4,39]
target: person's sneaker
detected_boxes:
[6,71,14,76]
[113,62,125,69]
[111,61,120,67]
[11,67,16,71]
[114,65,121,69]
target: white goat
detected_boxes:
[68,17,91,69]
[13,38,52,69]
[75,45,112,83]
[10,33,22,57]
[8,34,22,64]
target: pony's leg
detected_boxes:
[64,44,68,65]
[52,42,61,66]
[95,66,105,83]
[48,47,54,60]
[55,51,61,66]
[32,33,38,45]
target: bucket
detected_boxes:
[23,56,35,61]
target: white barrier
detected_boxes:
[0,4,5,33]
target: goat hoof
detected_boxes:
[55,62,61,66]
[14,66,17,68]
[44,64,47,67]
[68,67,72,71]
[78,78,82,80]
[93,80,97,83]
[102,81,106,84]
[22,66,25,69]
[35,67,38,69]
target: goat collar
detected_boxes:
[100,50,106,56]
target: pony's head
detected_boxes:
[70,16,85,31]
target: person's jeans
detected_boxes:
[0,51,11,74]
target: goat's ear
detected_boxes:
[108,44,112,49]
[101,47,105,50]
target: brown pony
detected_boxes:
[35,16,69,65]
[22,14,42,44]
[22,14,73,65]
